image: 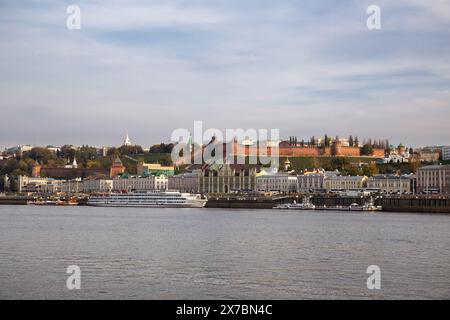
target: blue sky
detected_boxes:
[0,0,449,148]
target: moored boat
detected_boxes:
[274,197,316,210]
[316,198,382,212]
[87,190,207,208]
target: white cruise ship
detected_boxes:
[87,190,207,208]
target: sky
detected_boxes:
[0,0,449,148]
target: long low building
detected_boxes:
[297,170,339,193]
[113,175,168,191]
[324,175,368,191]
[417,164,450,194]
[82,179,113,193]
[256,169,298,194]
[168,170,201,193]
[168,164,258,194]
[18,176,113,194]
[199,164,257,194]
[367,174,413,194]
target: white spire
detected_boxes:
[123,130,132,146]
[72,157,78,168]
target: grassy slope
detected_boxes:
[281,156,377,171]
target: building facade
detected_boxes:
[53,179,83,194]
[168,170,201,193]
[113,175,168,191]
[416,165,450,194]
[256,170,298,194]
[199,164,257,194]
[17,175,56,193]
[82,179,113,193]
[296,170,339,193]
[137,161,175,176]
[324,175,368,191]
[442,146,450,161]
[367,174,412,194]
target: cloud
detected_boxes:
[0,0,449,148]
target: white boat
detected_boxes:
[87,190,207,208]
[317,198,382,212]
[274,197,316,210]
[348,200,382,212]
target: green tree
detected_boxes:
[331,157,350,170]
[60,145,77,160]
[324,134,330,147]
[25,147,56,164]
[361,144,374,156]
[149,143,174,154]
[362,163,379,176]
[119,145,144,155]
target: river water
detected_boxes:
[0,205,449,299]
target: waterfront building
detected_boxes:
[64,179,110,194]
[442,146,450,161]
[417,165,450,194]
[199,163,257,194]
[324,175,368,191]
[137,161,174,176]
[256,169,298,194]
[113,175,168,191]
[168,170,201,193]
[55,179,82,194]
[296,169,339,193]
[367,174,413,194]
[297,172,324,192]
[82,179,113,193]
[17,175,56,193]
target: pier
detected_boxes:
[206,194,450,213]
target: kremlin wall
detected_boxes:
[225,139,385,158]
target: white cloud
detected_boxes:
[0,0,449,147]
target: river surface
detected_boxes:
[0,205,449,299]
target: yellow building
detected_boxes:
[137,161,175,176]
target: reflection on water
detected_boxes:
[0,206,449,299]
